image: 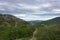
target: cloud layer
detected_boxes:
[0,0,60,21]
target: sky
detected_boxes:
[0,0,60,21]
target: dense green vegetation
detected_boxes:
[0,14,60,40]
[0,14,35,40]
[32,24,60,40]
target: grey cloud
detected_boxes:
[0,0,60,14]
[0,0,60,21]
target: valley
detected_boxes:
[0,14,60,40]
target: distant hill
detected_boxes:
[29,20,43,23]
[40,17,60,25]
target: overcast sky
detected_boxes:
[0,0,60,21]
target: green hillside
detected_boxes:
[37,17,60,25]
[0,14,60,40]
[0,14,35,40]
[31,17,60,40]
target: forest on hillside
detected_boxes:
[0,14,60,40]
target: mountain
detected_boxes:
[31,17,60,40]
[0,14,60,40]
[40,17,60,25]
[0,14,28,26]
[0,14,34,40]
[28,20,43,25]
[27,20,43,26]
[29,20,43,23]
